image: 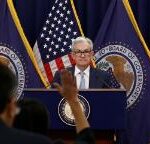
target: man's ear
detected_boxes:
[7,98,17,119]
[7,101,13,118]
[90,50,94,56]
[1,99,16,127]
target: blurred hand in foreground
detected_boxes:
[53,69,78,102]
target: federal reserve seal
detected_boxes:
[0,45,25,99]
[94,43,146,108]
[58,95,90,126]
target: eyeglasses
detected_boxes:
[73,49,92,56]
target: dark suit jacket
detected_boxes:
[52,67,120,88]
[0,119,95,144]
[0,119,52,144]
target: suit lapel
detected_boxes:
[89,68,96,88]
[67,67,75,75]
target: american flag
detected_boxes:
[33,0,82,86]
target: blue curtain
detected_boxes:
[129,0,150,48]
[14,0,150,47]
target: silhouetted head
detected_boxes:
[13,98,49,136]
[0,62,18,127]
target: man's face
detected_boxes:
[72,42,93,69]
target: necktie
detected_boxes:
[79,72,85,89]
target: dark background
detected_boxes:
[14,0,150,48]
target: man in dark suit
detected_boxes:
[52,36,119,89]
[52,36,120,144]
[0,62,95,144]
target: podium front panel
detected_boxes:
[23,89,126,130]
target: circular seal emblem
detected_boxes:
[94,44,145,108]
[58,95,90,126]
[0,45,25,99]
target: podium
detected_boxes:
[23,89,126,143]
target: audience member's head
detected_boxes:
[13,98,49,136]
[0,62,18,127]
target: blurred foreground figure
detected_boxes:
[13,99,49,136]
[0,62,94,144]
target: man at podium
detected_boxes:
[52,36,120,89]
[52,36,121,144]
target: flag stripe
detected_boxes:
[55,57,64,70]
[33,42,49,84]
[68,53,75,65]
[49,60,58,76]
[44,63,54,83]
[62,54,71,68]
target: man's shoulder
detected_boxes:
[66,66,74,72]
[91,67,120,88]
[15,128,52,144]
[55,67,74,74]
[91,67,109,76]
[0,126,52,144]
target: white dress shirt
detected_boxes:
[74,66,90,89]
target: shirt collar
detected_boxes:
[74,65,90,77]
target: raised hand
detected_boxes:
[53,69,78,103]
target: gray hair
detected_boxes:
[71,36,93,51]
